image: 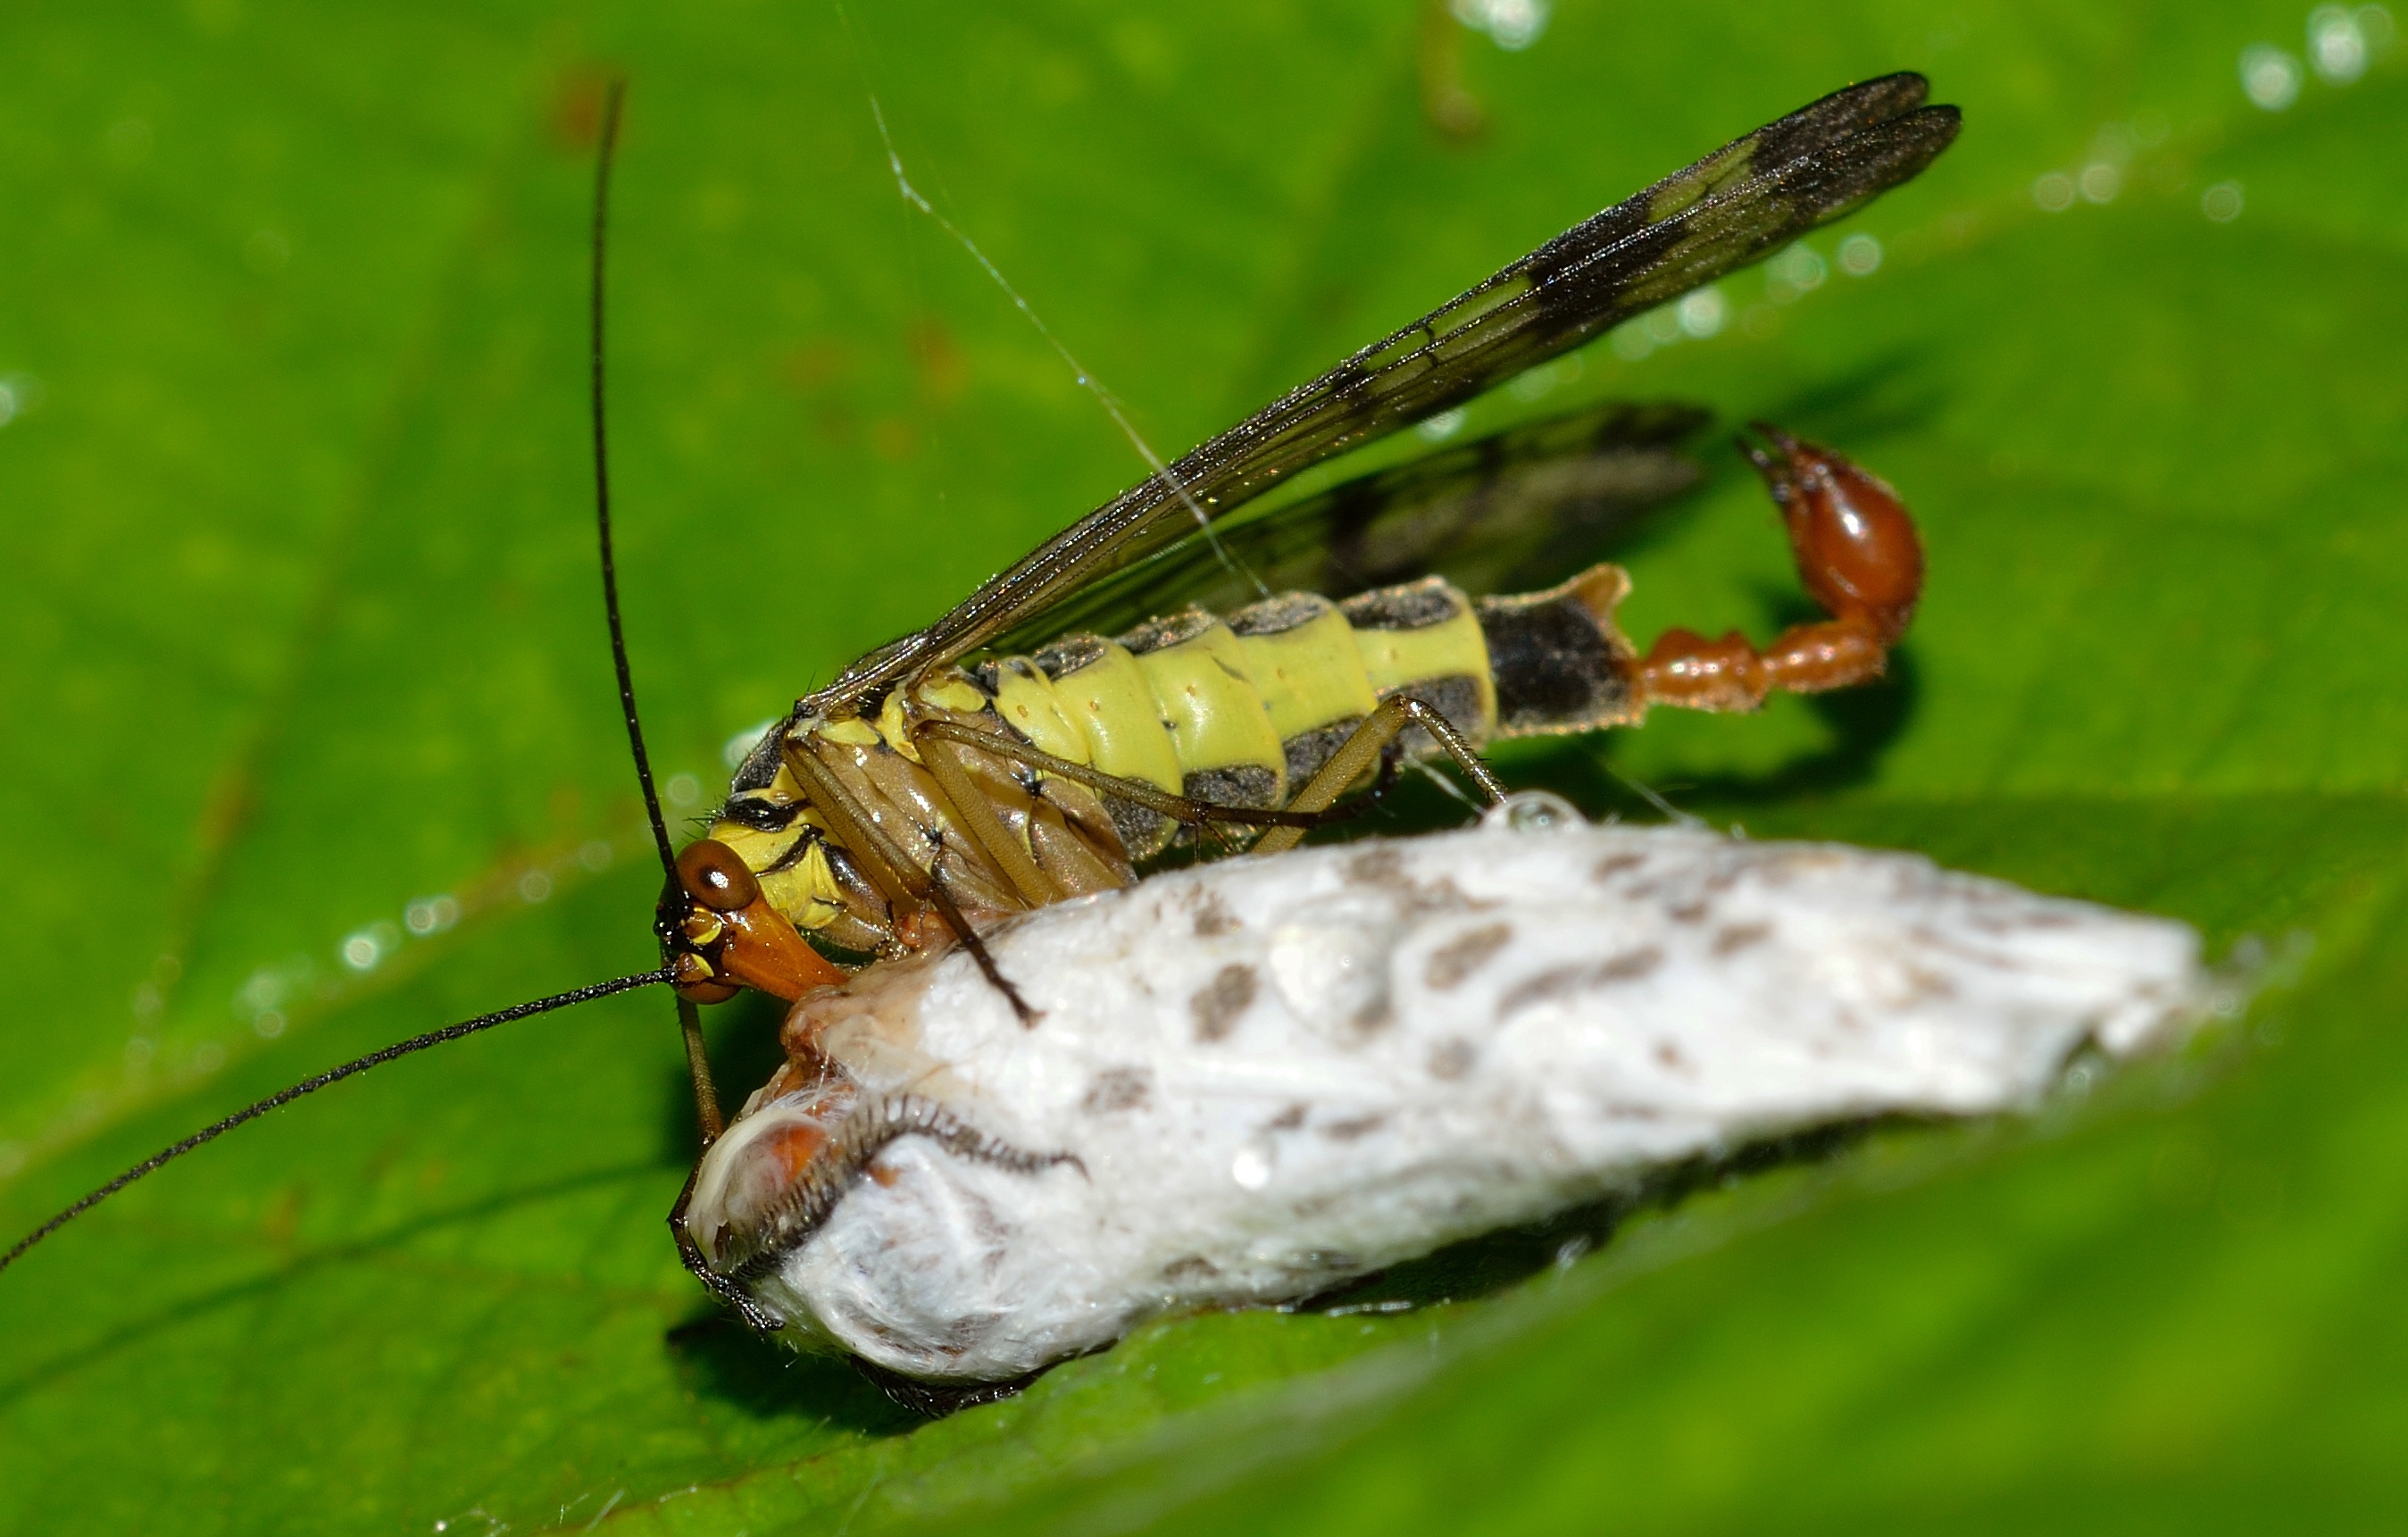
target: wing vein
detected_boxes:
[807,73,1959,715]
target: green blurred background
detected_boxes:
[2,0,2404,1531]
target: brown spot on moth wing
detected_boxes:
[1191,963,1260,1041]
[1424,922,1515,990]
[1082,1067,1154,1114]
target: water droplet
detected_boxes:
[2309,4,2369,80]
[1486,789,1584,834]
[238,970,284,1015]
[1508,364,1558,402]
[1452,0,1548,49]
[721,720,775,769]
[1230,1142,1273,1190]
[0,372,46,429]
[405,895,461,936]
[1414,407,1467,443]
[2239,44,2303,109]
[1676,287,1726,338]
[1764,242,1827,299]
[2201,180,2245,222]
[341,928,387,972]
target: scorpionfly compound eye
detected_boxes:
[679,839,762,912]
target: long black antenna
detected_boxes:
[0,969,671,1277]
[1,80,728,1279]
[584,79,728,1146]
[589,78,676,881]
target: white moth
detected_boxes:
[683,795,2204,1383]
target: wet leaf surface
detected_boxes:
[2,1,2402,1531]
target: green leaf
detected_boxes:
[3,1,2402,1532]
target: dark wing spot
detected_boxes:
[1268,1102,1309,1132]
[1669,901,1710,924]
[1410,873,1500,916]
[1654,1040,1690,1071]
[1593,852,1646,881]
[1192,890,1238,938]
[1346,846,1408,889]
[1497,963,1587,1019]
[1082,1066,1154,1114]
[1498,946,1663,1018]
[1904,965,1958,1002]
[1429,1038,1478,1080]
[1426,923,1515,990]
[1321,1113,1389,1141]
[1352,991,1396,1035]
[1191,963,1259,1041]
[1598,945,1664,982]
[1712,922,1771,956]
[1162,1255,1221,1281]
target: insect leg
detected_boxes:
[718,1093,1083,1290]
[775,746,923,913]
[668,1163,785,1332]
[909,722,1065,907]
[1253,694,1505,856]
[780,738,1041,1024]
[920,868,1041,1023]
[677,995,726,1145]
[1636,426,1924,713]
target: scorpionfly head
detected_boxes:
[660,837,844,1003]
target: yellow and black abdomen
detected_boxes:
[975,563,1645,858]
